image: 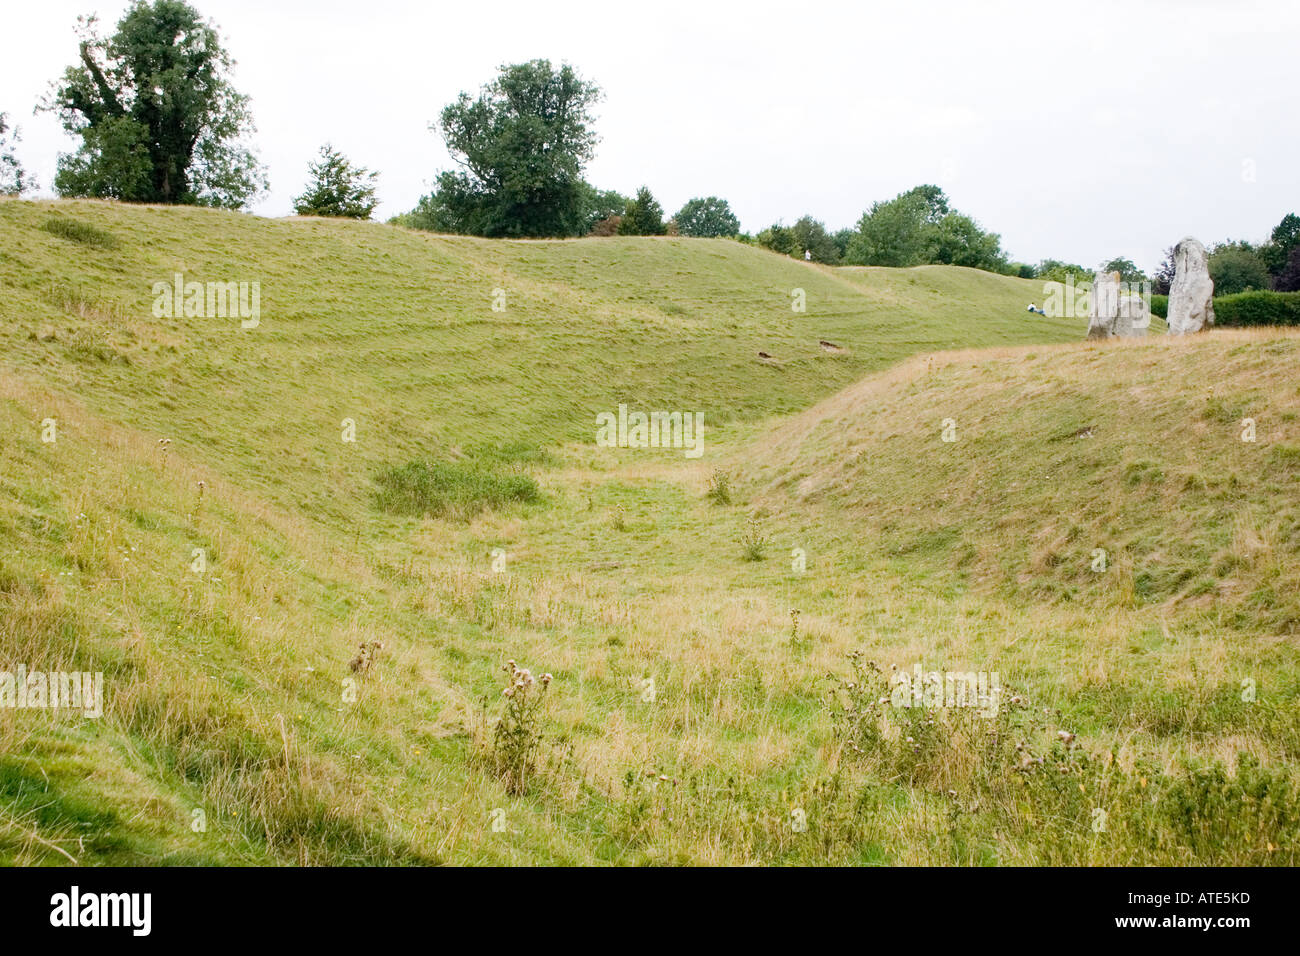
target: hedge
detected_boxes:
[1147,291,1300,327]
[1213,291,1300,327]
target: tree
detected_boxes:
[832,228,854,262]
[843,185,1008,272]
[402,189,469,233]
[1152,247,1176,295]
[1260,213,1300,280]
[619,186,666,235]
[44,1,265,208]
[293,145,378,219]
[424,60,601,237]
[756,223,798,257]
[1100,257,1147,285]
[578,184,627,234]
[844,185,949,266]
[1208,241,1271,295]
[674,196,739,237]
[0,112,33,196]
[790,216,839,263]
[931,213,1007,271]
[1275,244,1300,293]
[1036,260,1093,285]
[755,217,838,262]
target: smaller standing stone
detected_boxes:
[1116,292,1150,337]
[1087,271,1122,338]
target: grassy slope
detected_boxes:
[0,199,1295,865]
[748,333,1300,630]
[0,199,1073,526]
[744,330,1300,695]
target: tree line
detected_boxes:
[3,0,1296,289]
[1026,215,1300,295]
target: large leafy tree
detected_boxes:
[932,213,1007,271]
[618,186,666,236]
[844,185,949,266]
[1209,241,1271,295]
[675,196,740,237]
[844,185,1006,272]
[1100,257,1148,285]
[293,145,378,219]
[0,113,34,196]
[424,60,601,237]
[44,1,265,208]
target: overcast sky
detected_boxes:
[3,0,1296,270]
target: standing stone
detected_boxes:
[1166,237,1215,334]
[1116,292,1150,337]
[1087,270,1122,338]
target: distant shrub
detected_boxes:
[588,214,622,237]
[1149,294,1168,318]
[41,217,119,250]
[1213,291,1300,327]
[374,458,540,519]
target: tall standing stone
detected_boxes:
[1167,237,1215,334]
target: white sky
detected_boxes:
[2,0,1297,271]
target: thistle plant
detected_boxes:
[706,469,732,505]
[493,659,553,795]
[741,518,768,561]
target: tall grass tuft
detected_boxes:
[41,217,120,250]
[373,459,540,519]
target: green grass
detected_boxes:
[0,198,1296,865]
